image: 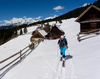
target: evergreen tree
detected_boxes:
[55,20,57,23]
[20,29,23,35]
[0,30,4,39]
[3,31,8,42]
[24,27,27,34]
[58,19,62,24]
[43,23,51,33]
[14,30,18,35]
[98,0,100,2]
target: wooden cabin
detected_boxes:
[30,30,47,42]
[76,5,100,33]
[45,25,65,39]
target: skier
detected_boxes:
[58,35,68,60]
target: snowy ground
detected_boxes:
[1,18,100,79]
[0,25,37,60]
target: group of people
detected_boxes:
[58,35,68,60]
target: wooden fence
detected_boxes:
[0,41,40,78]
[77,28,100,41]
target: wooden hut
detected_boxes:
[31,30,47,42]
[45,25,65,39]
[76,5,100,33]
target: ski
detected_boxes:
[60,56,66,67]
[62,61,65,67]
[62,58,65,67]
[60,56,63,61]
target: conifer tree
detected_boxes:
[59,19,62,24]
[14,30,18,35]
[20,29,23,35]
[43,23,51,33]
[3,32,8,42]
[24,27,27,34]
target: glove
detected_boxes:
[65,45,68,48]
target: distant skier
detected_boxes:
[58,35,68,59]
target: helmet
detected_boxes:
[61,36,64,38]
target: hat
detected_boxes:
[61,36,64,38]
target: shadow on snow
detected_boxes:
[65,55,73,60]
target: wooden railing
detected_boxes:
[77,28,100,41]
[0,39,43,78]
[0,46,30,77]
[0,41,39,78]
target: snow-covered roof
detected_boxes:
[50,25,64,33]
[57,25,64,32]
[37,29,47,37]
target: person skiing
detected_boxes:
[58,35,68,59]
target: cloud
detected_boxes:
[2,16,41,25]
[45,15,58,20]
[35,16,42,20]
[3,20,11,24]
[0,21,1,23]
[23,16,33,20]
[11,18,25,24]
[82,3,90,7]
[3,17,26,24]
[53,6,64,10]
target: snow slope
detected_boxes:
[1,18,100,79]
[0,26,37,60]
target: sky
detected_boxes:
[0,0,97,25]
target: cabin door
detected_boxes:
[90,23,97,31]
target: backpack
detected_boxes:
[59,38,67,47]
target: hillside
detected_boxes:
[1,0,100,45]
[29,0,100,26]
[1,18,100,79]
[0,26,37,60]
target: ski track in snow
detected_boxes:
[53,55,66,79]
[68,51,76,79]
[59,49,74,79]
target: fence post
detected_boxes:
[20,50,22,60]
[77,34,80,40]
